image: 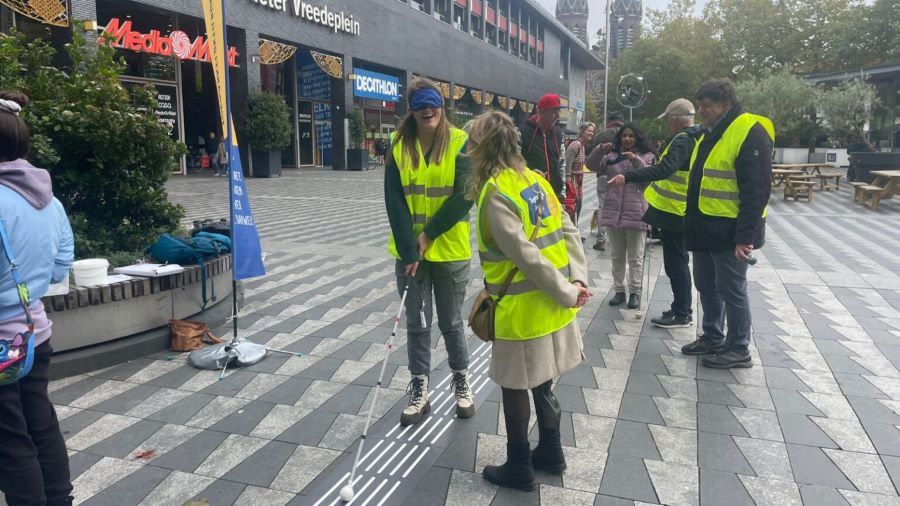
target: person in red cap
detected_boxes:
[518,94,565,197]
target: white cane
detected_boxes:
[340,280,410,502]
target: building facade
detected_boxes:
[1,0,601,172]
[807,63,900,152]
[555,0,588,46]
[609,0,640,59]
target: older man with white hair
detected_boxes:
[608,98,702,329]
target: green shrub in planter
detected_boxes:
[243,93,291,177]
[347,108,369,171]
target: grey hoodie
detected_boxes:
[0,158,53,209]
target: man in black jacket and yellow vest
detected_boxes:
[608,98,701,329]
[678,79,774,369]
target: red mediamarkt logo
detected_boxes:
[101,18,239,67]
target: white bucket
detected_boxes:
[72,259,109,287]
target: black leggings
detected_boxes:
[501,380,558,442]
[0,341,72,506]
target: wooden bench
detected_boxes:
[851,181,868,202]
[816,173,842,191]
[857,185,887,210]
[784,178,817,202]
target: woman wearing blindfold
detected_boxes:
[384,78,475,427]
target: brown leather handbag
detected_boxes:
[169,319,223,352]
[468,199,543,342]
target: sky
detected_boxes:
[533,0,708,46]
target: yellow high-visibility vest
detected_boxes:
[643,131,695,217]
[387,127,471,262]
[689,113,775,218]
[476,168,577,340]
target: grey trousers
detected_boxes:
[693,250,751,352]
[395,260,471,377]
[595,176,608,243]
[607,227,646,294]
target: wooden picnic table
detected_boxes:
[854,170,900,210]
[772,163,832,176]
[783,173,817,202]
[772,168,803,187]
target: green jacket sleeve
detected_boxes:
[384,153,419,264]
[423,141,475,240]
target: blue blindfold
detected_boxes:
[410,88,444,111]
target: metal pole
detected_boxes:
[602,0,611,125]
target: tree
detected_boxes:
[817,79,881,151]
[243,92,292,151]
[736,68,817,147]
[610,15,731,122]
[703,0,855,77]
[821,0,900,71]
[348,108,367,148]
[584,96,601,127]
[0,29,185,258]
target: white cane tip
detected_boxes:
[340,485,355,502]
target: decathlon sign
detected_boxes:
[101,18,239,67]
[353,69,400,102]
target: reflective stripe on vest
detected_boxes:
[387,127,471,262]
[476,169,577,340]
[689,113,775,218]
[643,131,694,216]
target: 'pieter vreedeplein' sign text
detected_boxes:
[250,0,361,36]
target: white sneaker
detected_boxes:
[451,370,475,418]
[401,375,430,426]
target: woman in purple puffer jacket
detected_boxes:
[591,123,656,310]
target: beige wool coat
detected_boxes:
[482,188,588,390]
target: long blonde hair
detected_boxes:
[387,77,451,170]
[464,111,527,200]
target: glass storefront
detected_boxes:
[297,49,332,166]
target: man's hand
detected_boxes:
[572,281,593,308]
[416,232,432,257]
[735,244,753,263]
[599,143,613,154]
[404,261,419,277]
[608,174,626,187]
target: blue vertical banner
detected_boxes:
[201,0,266,280]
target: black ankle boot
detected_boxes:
[483,441,536,491]
[531,381,566,474]
[609,292,626,306]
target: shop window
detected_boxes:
[499,31,508,51]
[95,7,178,82]
[411,0,430,14]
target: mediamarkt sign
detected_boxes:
[101,18,239,67]
[250,0,361,36]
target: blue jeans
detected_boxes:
[395,260,470,376]
[693,250,751,352]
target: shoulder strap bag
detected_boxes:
[468,188,544,342]
[0,219,37,385]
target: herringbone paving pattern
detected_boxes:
[27,168,900,506]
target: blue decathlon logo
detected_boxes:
[520,184,550,225]
[353,68,400,102]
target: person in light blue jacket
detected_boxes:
[0,91,74,506]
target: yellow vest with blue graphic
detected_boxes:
[476,169,577,340]
[387,127,471,262]
[643,131,695,217]
[689,113,775,218]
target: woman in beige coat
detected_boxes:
[466,111,592,491]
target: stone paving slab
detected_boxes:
[33,169,900,506]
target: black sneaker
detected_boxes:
[703,350,753,369]
[680,335,724,355]
[652,311,693,328]
[627,293,640,309]
[609,292,626,306]
[593,240,607,251]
